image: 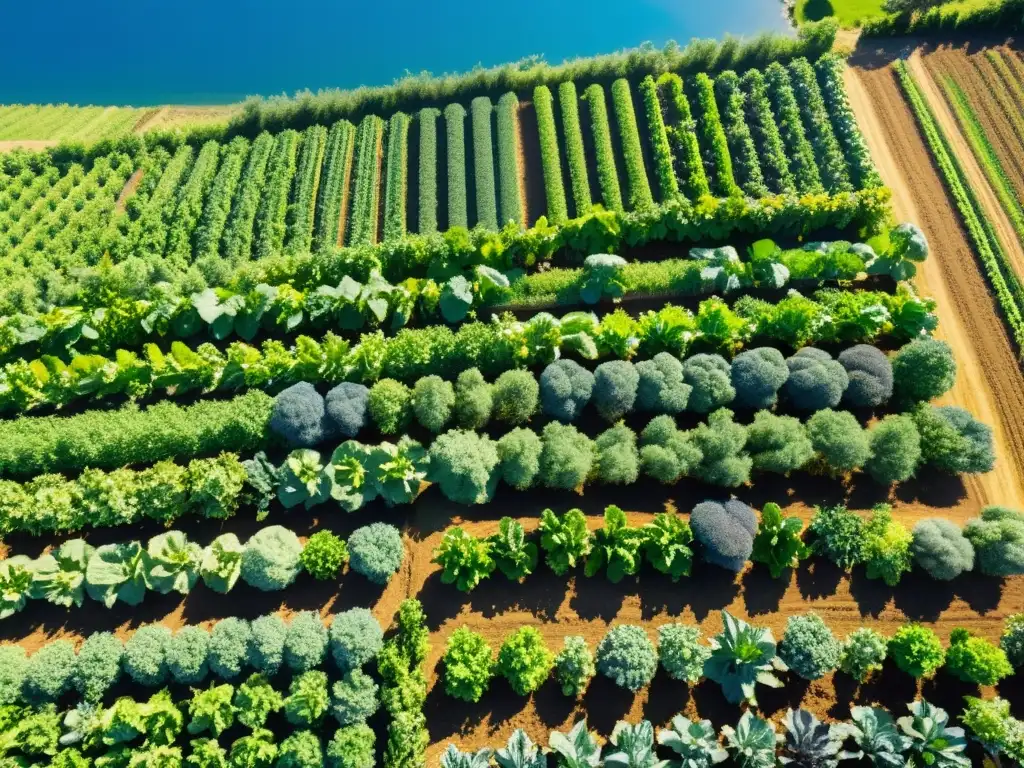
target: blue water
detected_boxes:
[0,0,791,106]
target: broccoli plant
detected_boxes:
[495,729,546,768]
[604,720,657,768]
[585,505,644,583]
[848,706,911,767]
[704,610,787,707]
[432,527,495,592]
[640,512,693,581]
[539,508,592,576]
[897,700,969,768]
[656,716,727,767]
[722,712,777,768]
[549,720,601,768]
[779,708,852,767]
[751,502,810,578]
[488,518,538,582]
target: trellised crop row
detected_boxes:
[165,140,221,265]
[346,116,383,246]
[495,93,522,227]
[558,82,592,217]
[416,107,439,235]
[691,73,741,198]
[470,97,498,230]
[194,136,250,261]
[657,73,711,200]
[814,54,883,189]
[253,129,300,258]
[383,112,410,241]
[443,103,468,229]
[714,71,768,198]
[611,78,656,210]
[285,124,328,255]
[533,85,568,224]
[221,131,274,260]
[581,83,624,212]
[311,119,355,253]
[788,57,852,194]
[765,62,824,195]
[741,69,796,194]
[638,75,679,202]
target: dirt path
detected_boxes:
[114,168,145,215]
[844,63,1024,509]
[0,140,57,153]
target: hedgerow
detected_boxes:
[470,98,498,230]
[691,73,740,198]
[495,93,522,227]
[582,83,624,212]
[347,116,383,246]
[444,103,468,229]
[611,78,655,210]
[313,120,356,253]
[740,69,795,194]
[285,124,328,255]
[638,75,679,201]
[194,136,249,261]
[533,85,568,224]
[416,108,440,234]
[253,129,300,258]
[557,82,592,217]
[764,62,823,194]
[382,112,410,241]
[714,71,768,197]
[222,131,274,259]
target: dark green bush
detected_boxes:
[492,370,540,425]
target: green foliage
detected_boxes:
[1002,613,1024,669]
[0,645,26,705]
[538,423,595,490]
[897,700,969,768]
[691,73,740,198]
[691,499,756,572]
[689,409,750,487]
[549,719,602,768]
[24,640,76,703]
[722,712,777,768]
[778,613,841,681]
[125,626,171,686]
[554,636,595,698]
[963,506,1024,576]
[539,508,593,575]
[412,375,455,433]
[861,505,913,586]
[383,113,410,241]
[276,730,322,768]
[806,409,872,475]
[584,504,642,582]
[705,611,786,707]
[682,355,734,414]
[443,628,493,703]
[187,684,236,737]
[911,519,974,581]
[840,628,888,683]
[779,708,847,768]
[488,518,538,582]
[269,383,328,449]
[368,379,411,435]
[944,628,1013,686]
[656,715,727,767]
[326,723,375,768]
[347,523,404,585]
[866,415,921,486]
[892,338,956,405]
[427,430,500,505]
[497,627,554,696]
[492,370,540,426]
[641,511,693,581]
[533,86,568,224]
[808,505,864,571]
[234,674,282,730]
[540,360,594,422]
[889,624,945,679]
[75,632,124,703]
[240,526,302,592]
[746,412,813,475]
[284,611,328,673]
[229,727,278,768]
[329,608,383,673]
[144,531,202,596]
[961,697,1024,763]
[596,625,657,692]
[300,531,348,581]
[284,671,330,728]
[582,84,625,212]
[247,615,286,675]
[751,502,810,577]
[433,527,495,592]
[848,706,911,767]
[558,82,591,217]
[330,670,379,726]
[166,627,210,685]
[658,624,710,684]
[453,368,493,430]
[730,347,788,411]
[496,428,542,490]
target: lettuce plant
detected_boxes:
[488,518,538,582]
[539,508,592,576]
[641,512,693,581]
[751,502,810,578]
[704,610,787,707]
[656,715,727,767]
[443,628,493,703]
[441,744,494,768]
[186,684,235,737]
[0,555,34,618]
[433,527,495,592]
[200,533,243,594]
[85,542,147,608]
[585,505,644,583]
[29,538,93,608]
[497,627,554,696]
[144,530,203,595]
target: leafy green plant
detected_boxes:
[596,625,656,692]
[277,449,331,510]
[495,729,546,768]
[284,671,329,728]
[300,531,348,581]
[658,624,710,684]
[234,674,283,730]
[641,512,693,581]
[585,505,644,583]
[85,542,146,608]
[497,628,553,696]
[944,628,1013,686]
[604,720,657,768]
[433,527,495,592]
[657,716,727,767]
[200,534,244,594]
[704,610,787,707]
[848,706,911,767]
[960,696,1024,766]
[722,712,777,768]
[897,700,969,768]
[779,708,849,766]
[840,628,888,683]
[441,744,494,768]
[539,508,592,576]
[187,684,236,737]
[779,613,841,681]
[862,505,913,586]
[808,505,864,571]
[443,628,493,703]
[751,502,810,577]
[29,539,92,608]
[888,625,944,679]
[554,636,595,698]
[549,719,601,768]
[580,255,628,304]
[487,518,538,582]
[143,531,202,595]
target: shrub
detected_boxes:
[270,383,330,448]
[808,505,864,570]
[779,613,841,680]
[1001,614,1024,669]
[167,626,210,685]
[840,628,888,682]
[911,519,974,581]
[209,617,251,680]
[492,370,539,425]
[124,625,171,686]
[889,624,944,678]
[783,347,848,411]
[285,611,328,672]
[592,361,639,422]
[367,379,412,434]
[658,624,710,684]
[594,423,639,485]
[347,523,404,584]
[806,409,871,473]
[248,614,288,674]
[915,405,995,475]
[285,670,330,727]
[540,360,594,422]
[596,625,657,691]
[444,628,493,702]
[690,500,756,571]
[751,502,810,577]
[75,632,123,702]
[892,338,956,404]
[861,505,913,586]
[327,724,375,768]
[453,369,492,429]
[497,428,543,490]
[839,345,893,408]
[945,628,1013,686]
[300,530,348,580]
[235,673,283,729]
[412,375,455,433]
[745,411,813,474]
[690,408,751,487]
[330,608,383,673]
[636,353,691,414]
[866,415,921,485]
[241,525,303,591]
[538,423,595,490]
[731,348,788,409]
[639,415,701,484]
[498,627,554,696]
[963,506,1024,576]
[277,730,322,768]
[229,727,278,767]
[554,636,595,697]
[427,430,500,505]
[325,383,370,438]
[0,646,26,704]
[331,670,379,726]
[682,354,735,413]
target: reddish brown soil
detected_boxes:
[517,101,546,227]
[336,125,356,246]
[114,168,145,215]
[372,119,385,245]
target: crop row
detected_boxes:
[495,92,522,227]
[973,52,1024,164]
[285,124,328,255]
[470,97,498,230]
[656,73,711,200]
[312,119,356,253]
[788,57,852,194]
[986,49,1024,131]
[765,62,824,195]
[123,146,195,258]
[383,112,410,242]
[533,85,568,224]
[814,54,883,189]
[740,70,798,195]
[253,129,300,258]
[714,71,768,197]
[0,166,62,249]
[165,140,221,265]
[221,132,274,260]
[611,79,655,210]
[638,75,679,202]
[0,165,84,255]
[894,60,1024,350]
[346,117,383,247]
[691,73,741,198]
[581,83,624,212]
[194,137,251,261]
[444,103,468,230]
[416,107,440,235]
[558,82,592,217]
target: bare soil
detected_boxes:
[132,106,239,134]
[0,140,57,153]
[517,101,546,227]
[114,168,145,215]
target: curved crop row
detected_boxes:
[444,103,468,229]
[312,120,355,253]
[253,129,300,258]
[691,73,741,198]
[558,82,592,217]
[194,136,250,261]
[164,140,221,264]
[346,115,384,246]
[285,124,328,255]
[533,85,568,224]
[383,112,410,241]
[765,62,824,195]
[788,58,852,193]
[611,78,656,210]
[125,145,194,258]
[470,97,498,230]
[581,83,624,212]
[417,107,440,234]
[496,93,523,227]
[221,132,274,260]
[815,54,883,189]
[740,69,796,194]
[638,75,679,202]
[714,71,768,197]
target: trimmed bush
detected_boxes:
[347,523,404,584]
[497,428,543,490]
[806,409,871,473]
[839,345,893,408]
[593,360,639,422]
[866,415,921,485]
[167,626,210,684]
[497,627,554,696]
[241,525,303,591]
[915,405,995,475]
[731,348,788,410]
[783,347,848,411]
[270,383,331,448]
[808,505,864,570]
[74,632,123,702]
[300,530,348,581]
[683,354,735,413]
[443,628,494,702]
[1001,614,1024,669]
[779,613,841,680]
[277,730,322,768]
[540,360,594,422]
[594,423,640,485]
[892,338,955,404]
[25,640,76,702]
[945,628,1013,685]
[367,379,412,434]
[492,370,539,425]
[428,429,500,505]
[124,625,171,686]
[690,408,751,487]
[248,614,288,674]
[453,368,492,430]
[690,500,756,571]
[285,611,329,672]
[889,624,944,679]
[554,636,595,697]
[658,624,710,684]
[325,383,370,438]
[330,608,383,673]
[746,411,813,474]
[538,422,595,490]
[412,375,455,433]
[331,670,379,726]
[861,506,912,586]
[911,519,974,581]
[327,724,375,768]
[963,506,1024,576]
[639,415,701,484]
[636,353,691,414]
[0,646,26,705]
[840,628,887,682]
[209,617,251,680]
[596,625,657,691]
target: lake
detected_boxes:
[0,0,792,106]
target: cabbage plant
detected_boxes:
[896,700,969,768]
[704,610,787,706]
[30,539,94,608]
[722,712,777,768]
[604,720,657,768]
[200,533,243,594]
[549,720,601,768]
[85,542,147,608]
[656,715,727,767]
[779,709,854,766]
[144,531,202,595]
[328,441,379,513]
[580,254,628,305]
[847,706,911,767]
[365,437,428,506]
[495,729,545,768]
[440,744,494,768]
[277,449,331,510]
[0,555,33,619]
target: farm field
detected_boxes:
[3,28,1024,768]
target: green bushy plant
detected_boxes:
[300,530,348,580]
[497,627,554,696]
[745,412,813,475]
[488,517,538,582]
[861,504,913,586]
[240,525,303,591]
[285,611,328,673]
[24,640,76,703]
[248,614,287,674]
[866,414,921,485]
[538,508,592,575]
[538,422,595,490]
[911,519,974,581]
[690,499,756,572]
[235,673,283,730]
[658,624,710,684]
[783,347,849,411]
[125,625,171,686]
[731,347,788,410]
[641,511,693,581]
[433,527,495,592]
[889,624,944,679]
[367,379,412,434]
[330,608,383,673]
[751,502,810,577]
[74,632,123,703]
[689,408,751,487]
[428,430,500,505]
[944,628,1013,686]
[187,683,236,737]
[683,354,735,413]
[594,423,640,485]
[540,359,595,422]
[0,645,26,705]
[453,368,493,430]
[1001,613,1024,669]
[722,711,777,768]
[208,617,250,680]
[412,375,455,433]
[892,338,956,405]
[492,370,539,425]
[840,628,888,683]
[585,504,644,583]
[638,414,701,485]
[229,727,278,768]
[806,409,871,474]
[778,613,841,681]
[808,505,864,570]
[705,611,786,707]
[167,626,210,685]
[331,670,379,726]
[443,628,493,702]
[285,670,330,727]
[269,383,329,448]
[277,730,322,768]
[327,723,375,768]
[596,625,657,692]
[496,428,542,490]
[554,636,595,698]
[963,506,1024,576]
[593,360,639,422]
[347,522,403,584]
[636,352,691,414]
